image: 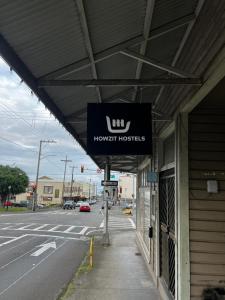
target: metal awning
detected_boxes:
[1,0,225,172]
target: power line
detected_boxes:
[0,136,38,154]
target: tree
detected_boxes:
[0,165,29,204]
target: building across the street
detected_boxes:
[118,174,136,201]
[16,176,96,205]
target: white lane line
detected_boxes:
[63,226,75,233]
[128,218,136,229]
[0,236,36,256]
[0,237,52,270]
[1,225,15,230]
[24,233,88,241]
[100,221,104,228]
[48,225,61,232]
[78,227,88,235]
[0,223,23,230]
[0,235,27,247]
[34,224,49,230]
[17,224,36,230]
[0,240,67,297]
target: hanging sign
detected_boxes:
[101,180,118,187]
[87,103,152,155]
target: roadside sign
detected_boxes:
[101,180,118,187]
[147,171,158,182]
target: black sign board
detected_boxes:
[101,180,118,187]
[87,103,152,155]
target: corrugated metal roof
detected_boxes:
[150,0,198,30]
[84,0,146,53]
[0,0,224,172]
[1,0,87,77]
[156,0,225,119]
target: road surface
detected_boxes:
[0,204,135,299]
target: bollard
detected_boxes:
[89,237,94,268]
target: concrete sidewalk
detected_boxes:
[62,230,160,300]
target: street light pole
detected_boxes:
[61,156,72,205]
[70,166,75,199]
[32,140,56,211]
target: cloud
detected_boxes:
[0,57,102,186]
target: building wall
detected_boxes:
[15,179,96,205]
[34,178,96,205]
[118,174,136,200]
[136,130,177,299]
[189,81,225,299]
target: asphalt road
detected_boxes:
[0,203,104,300]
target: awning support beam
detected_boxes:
[38,13,195,80]
[38,78,202,87]
[121,49,197,78]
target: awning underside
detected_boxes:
[1,0,225,171]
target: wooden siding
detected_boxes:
[189,97,225,300]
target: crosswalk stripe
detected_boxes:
[34,224,49,230]
[16,224,36,230]
[48,225,61,232]
[99,216,135,231]
[78,227,88,235]
[63,226,75,233]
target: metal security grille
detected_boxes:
[159,168,175,298]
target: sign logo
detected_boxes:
[87,103,152,155]
[106,116,131,133]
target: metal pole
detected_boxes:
[70,166,75,199]
[102,157,110,246]
[32,140,56,211]
[32,140,42,211]
[88,178,91,201]
[61,156,72,205]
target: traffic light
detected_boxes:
[81,165,84,173]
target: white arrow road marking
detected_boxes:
[0,240,67,297]
[31,241,57,257]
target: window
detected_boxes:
[55,189,59,198]
[43,186,53,194]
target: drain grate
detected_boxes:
[135,252,141,256]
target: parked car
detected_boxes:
[37,203,45,209]
[79,202,91,212]
[3,200,13,207]
[76,201,83,207]
[122,202,133,209]
[13,200,30,207]
[63,200,76,210]
[89,199,97,205]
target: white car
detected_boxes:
[37,203,45,208]
[76,201,83,207]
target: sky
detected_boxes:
[0,56,120,192]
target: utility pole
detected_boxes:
[69,166,75,199]
[61,156,72,205]
[88,178,91,201]
[32,140,56,212]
